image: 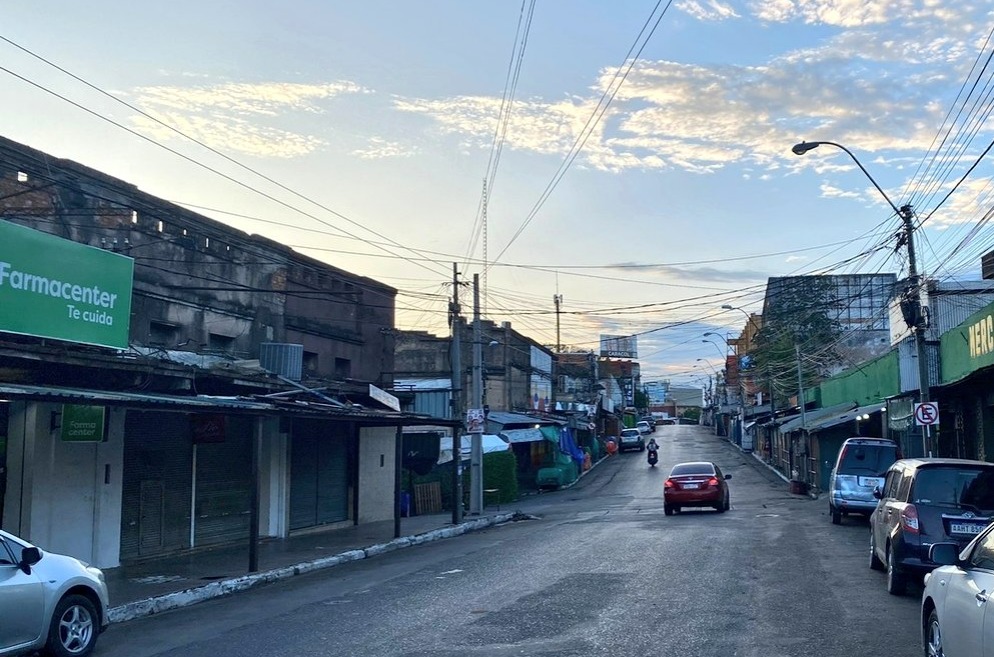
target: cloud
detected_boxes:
[750,0,912,27]
[390,4,987,176]
[677,0,741,21]
[352,137,414,159]
[129,81,369,158]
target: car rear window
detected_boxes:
[621,429,640,437]
[838,443,896,475]
[912,467,994,512]
[670,463,715,476]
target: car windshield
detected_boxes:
[839,444,896,475]
[670,463,715,476]
[911,467,994,511]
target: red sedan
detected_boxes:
[663,461,731,515]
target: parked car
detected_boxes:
[828,437,899,525]
[921,523,994,656]
[618,428,645,452]
[870,458,994,596]
[0,530,109,657]
[663,461,731,516]
[636,420,653,435]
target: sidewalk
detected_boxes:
[102,455,618,624]
[104,508,525,623]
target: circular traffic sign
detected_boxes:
[914,402,939,426]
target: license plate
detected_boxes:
[682,483,700,490]
[951,523,984,535]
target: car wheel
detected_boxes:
[46,593,99,657]
[664,504,673,516]
[830,504,842,525]
[869,530,885,571]
[886,542,906,596]
[925,608,943,657]
[725,495,731,511]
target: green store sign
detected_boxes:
[941,300,994,385]
[0,221,133,349]
[60,405,105,443]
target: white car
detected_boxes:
[636,420,652,435]
[0,530,109,657]
[921,523,994,656]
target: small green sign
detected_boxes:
[60,405,106,443]
[0,221,134,349]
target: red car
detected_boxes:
[663,461,731,515]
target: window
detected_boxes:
[969,530,994,570]
[208,333,235,355]
[671,463,715,476]
[334,357,351,379]
[0,538,15,566]
[911,467,994,510]
[148,321,178,347]
[303,351,319,374]
[883,470,901,499]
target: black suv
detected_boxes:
[870,458,994,595]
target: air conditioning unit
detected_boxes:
[260,343,304,381]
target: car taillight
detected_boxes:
[901,505,920,534]
[664,479,675,489]
[706,477,719,487]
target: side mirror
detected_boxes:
[19,546,41,574]
[872,487,882,500]
[929,543,961,567]
[724,474,732,480]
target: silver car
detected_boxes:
[921,523,994,656]
[0,530,109,657]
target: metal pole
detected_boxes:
[554,294,562,353]
[248,417,262,573]
[901,205,933,457]
[394,425,403,538]
[470,274,483,515]
[795,344,807,483]
[450,263,463,524]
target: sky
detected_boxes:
[3,1,994,388]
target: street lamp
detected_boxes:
[702,338,726,359]
[792,140,932,456]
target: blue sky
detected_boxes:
[3,1,994,387]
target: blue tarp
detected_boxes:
[559,427,586,470]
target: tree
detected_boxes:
[634,389,649,412]
[752,277,844,407]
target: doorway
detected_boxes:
[0,402,8,527]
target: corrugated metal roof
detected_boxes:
[392,377,452,391]
[778,402,857,435]
[0,383,454,426]
[486,411,550,426]
[807,403,886,433]
[501,428,545,443]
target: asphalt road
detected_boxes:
[95,425,922,657]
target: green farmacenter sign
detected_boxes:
[60,404,106,443]
[0,221,134,349]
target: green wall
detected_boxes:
[818,349,900,407]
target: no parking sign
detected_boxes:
[914,402,939,426]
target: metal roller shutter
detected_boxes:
[289,420,349,530]
[193,416,252,548]
[120,411,192,560]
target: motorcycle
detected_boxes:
[647,449,658,467]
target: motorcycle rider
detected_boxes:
[646,437,659,465]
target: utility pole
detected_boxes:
[553,294,563,353]
[901,204,933,457]
[795,344,807,484]
[450,263,463,524]
[470,274,484,515]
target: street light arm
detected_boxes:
[791,140,903,218]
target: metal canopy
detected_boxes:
[0,382,454,427]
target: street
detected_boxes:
[95,425,921,657]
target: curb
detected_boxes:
[107,511,527,624]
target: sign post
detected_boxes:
[914,402,939,457]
